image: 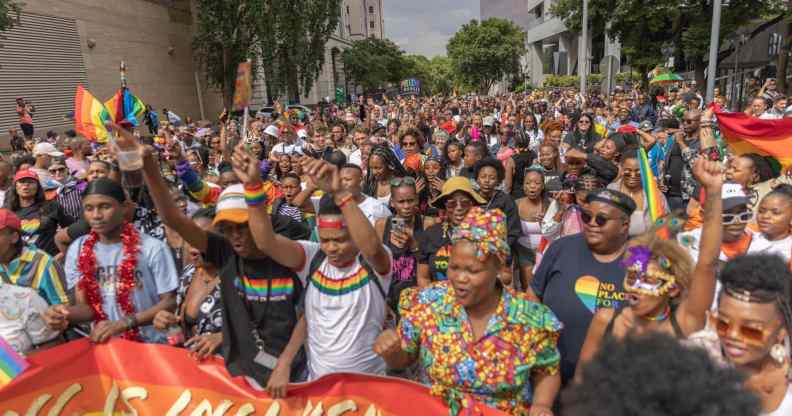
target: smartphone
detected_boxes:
[391,217,407,234]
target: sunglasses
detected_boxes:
[581,210,621,227]
[390,177,416,187]
[709,312,781,346]
[445,198,473,211]
[402,141,418,147]
[49,167,67,174]
[722,211,752,225]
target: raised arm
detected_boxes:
[302,157,391,276]
[230,145,304,270]
[110,123,209,253]
[678,158,723,334]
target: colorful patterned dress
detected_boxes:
[398,281,562,415]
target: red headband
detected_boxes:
[318,218,346,229]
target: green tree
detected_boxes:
[446,18,526,93]
[341,37,408,93]
[257,0,342,103]
[0,0,21,33]
[193,0,264,109]
[193,0,341,107]
[552,0,783,89]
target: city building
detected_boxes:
[481,0,621,88]
[344,0,384,40]
[0,0,374,135]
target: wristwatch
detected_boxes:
[124,315,139,329]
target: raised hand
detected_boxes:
[692,157,723,192]
[231,144,262,186]
[300,158,341,194]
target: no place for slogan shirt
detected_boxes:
[531,233,626,385]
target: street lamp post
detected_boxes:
[706,0,722,103]
[579,0,588,95]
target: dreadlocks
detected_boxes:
[363,144,410,196]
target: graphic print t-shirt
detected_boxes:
[531,233,625,385]
[65,233,179,343]
[417,223,452,281]
[296,241,392,380]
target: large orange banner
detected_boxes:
[0,339,507,415]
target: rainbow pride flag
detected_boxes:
[74,85,112,144]
[0,336,29,387]
[105,88,146,128]
[639,147,669,239]
[713,105,792,169]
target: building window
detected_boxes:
[369,6,374,13]
[533,5,543,19]
[370,20,375,29]
[346,6,350,14]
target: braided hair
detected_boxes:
[363,144,409,196]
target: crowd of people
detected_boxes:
[3,81,792,415]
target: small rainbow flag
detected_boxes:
[74,85,112,144]
[0,336,29,387]
[638,147,668,237]
[105,88,146,128]
[713,104,792,169]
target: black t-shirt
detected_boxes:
[666,142,684,198]
[531,233,626,385]
[16,201,73,255]
[510,150,538,200]
[204,232,306,384]
[417,223,452,281]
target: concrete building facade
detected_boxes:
[0,0,377,134]
[481,0,621,87]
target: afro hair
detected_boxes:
[562,333,760,416]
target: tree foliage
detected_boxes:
[446,18,526,94]
[551,0,784,88]
[341,37,407,92]
[403,55,456,96]
[0,0,21,33]
[193,0,341,106]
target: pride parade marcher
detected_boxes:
[374,207,561,416]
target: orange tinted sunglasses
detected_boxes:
[709,312,781,346]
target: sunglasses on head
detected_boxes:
[390,177,416,187]
[581,210,621,227]
[709,312,781,347]
[445,198,473,211]
[722,211,752,225]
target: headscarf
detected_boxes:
[451,207,510,265]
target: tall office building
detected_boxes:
[343,0,385,40]
[481,0,621,87]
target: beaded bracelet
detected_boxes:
[336,193,355,209]
[244,182,268,206]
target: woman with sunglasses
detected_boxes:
[375,178,431,316]
[416,177,486,287]
[563,114,601,154]
[363,145,409,204]
[400,128,425,174]
[607,149,669,237]
[687,254,792,415]
[575,159,723,381]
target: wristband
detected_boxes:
[244,182,268,206]
[336,193,355,209]
[700,146,720,161]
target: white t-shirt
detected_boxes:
[310,194,390,226]
[0,282,59,354]
[270,139,306,157]
[65,233,179,343]
[348,148,363,167]
[748,234,792,263]
[296,241,392,380]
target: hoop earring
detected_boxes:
[770,343,786,365]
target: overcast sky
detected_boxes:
[383,0,479,57]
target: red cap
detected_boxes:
[14,170,39,182]
[0,209,21,231]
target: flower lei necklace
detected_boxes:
[77,223,141,340]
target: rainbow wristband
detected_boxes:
[244,183,268,206]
